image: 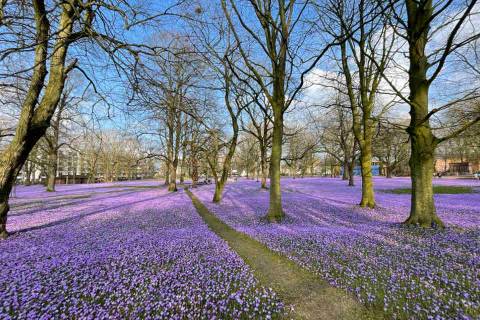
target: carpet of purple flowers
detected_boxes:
[193,177,480,319]
[0,182,284,319]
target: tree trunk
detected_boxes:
[191,156,198,188]
[405,128,443,227]
[0,201,9,239]
[213,122,238,203]
[0,172,14,239]
[0,134,45,238]
[260,147,268,189]
[348,162,355,186]
[179,172,184,184]
[179,156,185,184]
[213,181,225,202]
[88,171,94,184]
[404,1,444,228]
[266,107,284,222]
[168,159,178,192]
[164,165,170,185]
[0,2,77,238]
[359,144,375,208]
[386,166,392,178]
[46,151,57,192]
[24,162,32,186]
[342,160,348,180]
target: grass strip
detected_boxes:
[384,186,475,194]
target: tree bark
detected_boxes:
[191,154,198,188]
[164,165,170,185]
[212,131,238,202]
[266,106,284,222]
[46,151,58,192]
[342,159,349,180]
[0,174,13,239]
[168,159,178,192]
[0,1,75,238]
[386,166,392,178]
[24,162,32,186]
[359,142,375,208]
[404,0,444,227]
[212,68,239,203]
[260,147,268,189]
[405,131,443,227]
[348,162,355,186]
[179,156,185,184]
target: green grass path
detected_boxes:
[186,189,383,320]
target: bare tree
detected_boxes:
[41,85,81,192]
[241,89,273,189]
[283,126,321,178]
[326,0,397,207]
[0,0,182,239]
[374,120,410,178]
[221,0,343,221]
[382,0,480,227]
[321,97,358,186]
[234,132,260,179]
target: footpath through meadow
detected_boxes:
[187,188,379,320]
[191,177,480,319]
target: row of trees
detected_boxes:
[20,130,155,188]
[214,0,480,227]
[0,0,479,238]
[0,0,185,238]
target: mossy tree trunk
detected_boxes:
[337,0,395,208]
[243,101,271,190]
[221,0,289,222]
[404,1,442,227]
[0,1,76,239]
[406,127,442,227]
[348,140,357,187]
[266,102,284,221]
[179,156,185,184]
[212,129,238,202]
[359,134,375,208]
[24,161,33,186]
[45,91,67,192]
[402,0,480,227]
[340,39,376,207]
[166,117,175,191]
[191,162,198,187]
[166,95,182,192]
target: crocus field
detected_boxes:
[0,182,284,319]
[1,177,479,319]
[193,177,480,320]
